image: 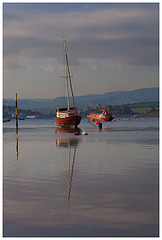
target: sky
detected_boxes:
[3,2,159,99]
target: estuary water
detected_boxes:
[3,118,159,237]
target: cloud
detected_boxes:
[117,64,123,70]
[91,65,107,71]
[3,3,159,72]
[40,65,55,73]
[4,55,33,71]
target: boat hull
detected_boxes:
[87,113,113,122]
[3,118,11,122]
[55,115,81,128]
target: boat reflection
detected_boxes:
[55,127,81,134]
[56,127,82,148]
[56,137,81,148]
[56,129,81,211]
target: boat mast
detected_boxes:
[64,40,76,109]
[64,40,70,110]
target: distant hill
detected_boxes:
[75,87,159,109]
[4,87,159,113]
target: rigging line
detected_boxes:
[82,118,97,127]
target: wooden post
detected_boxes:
[15,93,18,134]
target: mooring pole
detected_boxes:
[15,93,18,134]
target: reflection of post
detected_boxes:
[15,93,18,134]
[16,137,19,160]
[67,144,77,211]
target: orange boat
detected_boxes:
[55,40,81,128]
[87,104,113,122]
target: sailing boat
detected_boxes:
[55,40,81,128]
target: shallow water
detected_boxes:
[3,118,159,237]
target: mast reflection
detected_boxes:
[56,128,82,211]
[67,143,76,211]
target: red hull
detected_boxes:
[55,115,81,127]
